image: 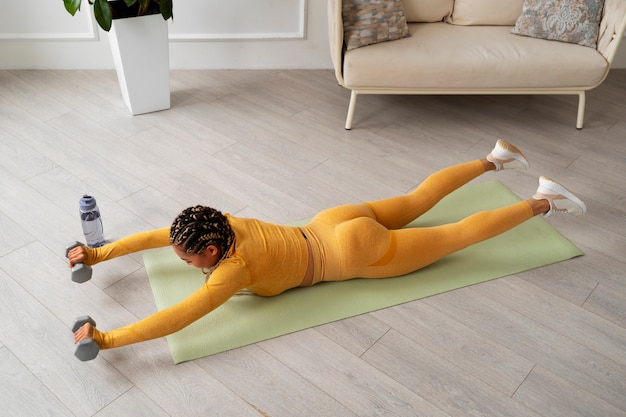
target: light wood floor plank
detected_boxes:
[104,268,159,320]
[93,386,169,417]
[0,166,84,254]
[0,208,35,258]
[315,313,391,357]
[517,261,598,306]
[0,268,131,416]
[214,143,347,215]
[371,301,535,397]
[196,344,358,417]
[513,365,626,417]
[583,283,626,328]
[260,329,450,417]
[425,286,626,411]
[101,341,263,417]
[0,70,71,121]
[479,277,626,366]
[0,127,57,181]
[0,347,73,417]
[45,113,148,202]
[558,247,626,294]
[362,329,543,417]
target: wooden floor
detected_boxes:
[0,68,625,417]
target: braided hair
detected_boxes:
[169,206,235,259]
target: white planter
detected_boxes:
[108,13,170,115]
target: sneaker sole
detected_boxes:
[538,176,587,214]
[494,139,530,169]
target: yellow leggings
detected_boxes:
[302,160,534,283]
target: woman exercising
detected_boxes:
[70,140,586,352]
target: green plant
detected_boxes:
[63,0,173,32]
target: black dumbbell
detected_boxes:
[72,315,100,361]
[65,241,92,283]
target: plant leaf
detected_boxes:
[93,0,113,31]
[157,0,173,20]
[63,0,83,16]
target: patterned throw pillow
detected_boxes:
[511,0,605,48]
[343,0,411,51]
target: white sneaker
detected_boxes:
[486,139,530,171]
[533,176,587,217]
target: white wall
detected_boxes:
[0,0,624,70]
[0,0,332,69]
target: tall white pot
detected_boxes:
[108,13,170,115]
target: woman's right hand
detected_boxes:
[67,245,87,268]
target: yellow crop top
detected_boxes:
[86,215,309,349]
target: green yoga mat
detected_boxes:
[145,180,583,363]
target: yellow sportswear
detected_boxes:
[87,215,309,349]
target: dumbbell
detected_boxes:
[65,241,92,283]
[72,315,100,361]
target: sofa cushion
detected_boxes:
[402,0,454,22]
[447,0,524,25]
[511,0,605,48]
[342,23,608,89]
[342,0,411,51]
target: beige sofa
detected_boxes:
[328,0,626,129]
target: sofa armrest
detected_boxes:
[597,0,626,64]
[328,0,345,85]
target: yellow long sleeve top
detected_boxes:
[89,215,310,349]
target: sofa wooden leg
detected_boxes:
[345,90,357,130]
[576,91,585,130]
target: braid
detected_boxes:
[169,206,235,257]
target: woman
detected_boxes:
[70,139,586,352]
